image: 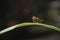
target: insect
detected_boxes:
[32,16,43,23]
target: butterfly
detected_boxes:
[32,16,43,23]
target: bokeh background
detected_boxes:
[0,0,60,40]
[1,0,60,30]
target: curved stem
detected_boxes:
[0,23,60,35]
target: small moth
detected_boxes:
[32,16,43,23]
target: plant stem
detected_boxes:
[0,23,60,35]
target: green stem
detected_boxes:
[0,23,60,35]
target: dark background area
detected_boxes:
[1,0,60,29]
[1,0,60,30]
[0,0,60,40]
